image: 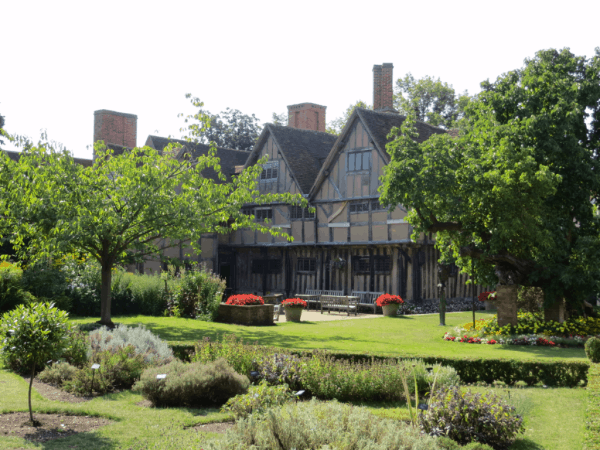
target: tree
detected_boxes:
[0,111,5,146]
[4,104,307,326]
[270,112,288,126]
[326,101,370,135]
[380,48,600,309]
[0,302,71,424]
[179,97,261,150]
[394,73,470,129]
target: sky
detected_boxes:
[1,0,599,159]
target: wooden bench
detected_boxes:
[320,295,359,316]
[295,289,343,310]
[351,291,385,314]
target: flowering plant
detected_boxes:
[478,291,496,302]
[226,294,264,306]
[375,294,404,307]
[443,332,556,346]
[281,298,307,308]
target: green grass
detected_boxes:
[72,311,587,361]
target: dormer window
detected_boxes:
[260,161,279,181]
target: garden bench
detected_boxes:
[295,289,343,310]
[320,295,359,316]
[350,291,384,314]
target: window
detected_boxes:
[260,162,279,181]
[297,258,316,273]
[241,207,253,216]
[255,209,273,222]
[290,205,315,220]
[347,151,371,172]
[251,259,281,274]
[352,256,371,274]
[370,199,387,211]
[349,200,369,213]
[374,256,391,273]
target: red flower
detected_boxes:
[478,291,496,302]
[226,294,264,306]
[281,298,308,308]
[375,294,404,307]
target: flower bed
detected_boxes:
[443,332,557,346]
[375,294,404,307]
[281,298,307,308]
[225,294,264,306]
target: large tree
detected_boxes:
[394,73,470,129]
[3,112,305,326]
[179,96,261,150]
[380,48,600,308]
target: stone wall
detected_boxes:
[217,303,274,326]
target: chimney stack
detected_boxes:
[373,63,394,111]
[287,103,326,132]
[93,110,137,149]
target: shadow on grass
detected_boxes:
[37,432,115,449]
[492,343,586,359]
[509,437,545,450]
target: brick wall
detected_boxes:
[287,103,327,132]
[93,110,137,148]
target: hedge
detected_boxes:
[168,345,589,388]
[585,363,600,449]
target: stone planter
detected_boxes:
[217,303,274,326]
[382,303,400,317]
[284,306,303,322]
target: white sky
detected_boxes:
[1,0,598,159]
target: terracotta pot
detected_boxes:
[284,306,303,322]
[382,303,400,317]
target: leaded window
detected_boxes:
[347,151,371,172]
[297,258,316,273]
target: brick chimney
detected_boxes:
[93,110,137,148]
[287,103,326,132]
[373,63,394,111]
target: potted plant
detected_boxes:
[281,298,307,322]
[376,294,404,317]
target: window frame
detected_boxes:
[347,150,372,172]
[349,200,369,214]
[260,161,279,182]
[255,208,273,223]
[297,257,317,273]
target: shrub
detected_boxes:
[61,328,89,368]
[165,265,225,319]
[64,345,146,395]
[206,400,442,450]
[21,261,70,310]
[462,443,494,450]
[0,263,35,313]
[89,324,174,366]
[517,286,544,315]
[253,353,303,390]
[38,361,78,386]
[419,387,525,448]
[64,258,102,316]
[134,358,249,407]
[436,436,462,450]
[0,302,71,422]
[221,381,295,419]
[586,337,600,363]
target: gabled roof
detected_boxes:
[244,124,337,194]
[2,149,93,167]
[145,135,249,183]
[308,108,447,199]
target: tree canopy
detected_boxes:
[327,100,370,135]
[394,73,470,129]
[2,104,306,325]
[380,48,600,308]
[179,96,261,150]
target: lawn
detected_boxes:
[72,311,587,361]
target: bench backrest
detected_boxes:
[351,291,384,304]
[305,289,322,296]
[321,290,344,296]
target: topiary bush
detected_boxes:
[221,381,295,419]
[38,361,78,387]
[89,324,174,366]
[206,399,442,450]
[134,358,249,407]
[419,387,525,448]
[64,345,146,395]
[585,337,600,363]
[0,301,71,423]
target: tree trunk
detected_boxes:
[29,362,36,425]
[98,262,114,327]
